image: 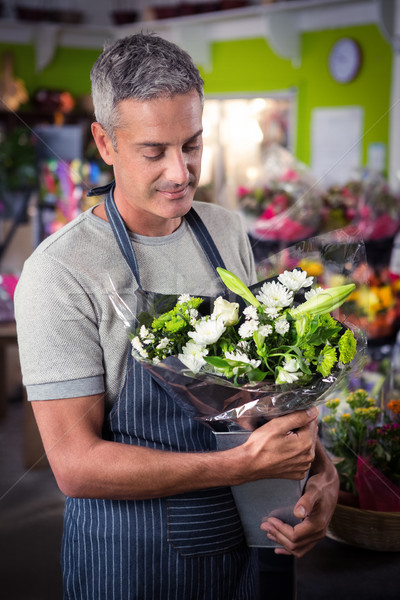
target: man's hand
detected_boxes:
[260,438,339,558]
[237,407,319,484]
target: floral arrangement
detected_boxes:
[321,181,359,232]
[237,144,322,244]
[130,267,357,390]
[322,171,400,241]
[322,389,400,511]
[342,263,400,341]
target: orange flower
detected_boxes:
[298,259,323,277]
[377,285,394,309]
[387,399,400,415]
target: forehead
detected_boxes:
[115,91,203,142]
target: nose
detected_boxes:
[165,150,189,186]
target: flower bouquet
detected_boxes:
[246,145,323,261]
[107,233,366,546]
[117,267,359,426]
[343,170,400,243]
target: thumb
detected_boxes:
[293,483,317,520]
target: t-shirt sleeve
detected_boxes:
[14,252,105,400]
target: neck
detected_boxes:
[92,203,183,237]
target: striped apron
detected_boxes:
[61,187,258,599]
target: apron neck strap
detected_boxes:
[101,182,226,288]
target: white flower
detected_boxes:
[263,306,280,319]
[276,357,302,384]
[256,281,293,308]
[258,324,273,337]
[283,357,300,372]
[212,296,239,326]
[140,325,151,339]
[278,269,314,292]
[304,286,324,301]
[238,319,258,339]
[156,338,170,350]
[276,368,300,384]
[178,294,191,304]
[189,317,226,345]
[178,342,208,373]
[275,318,290,335]
[139,324,155,344]
[189,308,199,320]
[243,305,258,321]
[225,351,261,369]
[237,340,249,350]
[131,336,149,359]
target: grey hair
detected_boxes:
[90,32,204,144]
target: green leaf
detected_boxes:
[204,356,230,369]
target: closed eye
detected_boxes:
[144,151,165,161]
[183,143,201,153]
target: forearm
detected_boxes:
[59,438,242,500]
[33,396,319,501]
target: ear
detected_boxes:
[91,122,115,166]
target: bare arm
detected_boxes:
[32,394,319,500]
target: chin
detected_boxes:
[158,195,194,219]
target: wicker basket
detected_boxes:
[327,503,400,552]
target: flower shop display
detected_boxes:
[238,145,323,259]
[321,181,359,233]
[322,388,400,551]
[37,158,108,240]
[344,262,400,342]
[342,170,400,242]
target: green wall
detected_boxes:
[0,22,393,171]
[0,43,100,97]
[300,25,392,168]
[201,24,392,172]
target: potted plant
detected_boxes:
[322,388,400,550]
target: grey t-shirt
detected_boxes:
[15,200,256,409]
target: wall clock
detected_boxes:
[328,38,362,83]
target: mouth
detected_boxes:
[157,185,190,200]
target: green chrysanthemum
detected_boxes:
[317,345,337,377]
[338,329,357,364]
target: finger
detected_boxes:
[261,516,314,545]
[274,540,318,558]
[271,407,319,435]
[294,487,319,521]
[262,520,322,558]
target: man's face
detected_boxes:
[94,89,203,235]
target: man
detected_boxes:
[15,33,338,599]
